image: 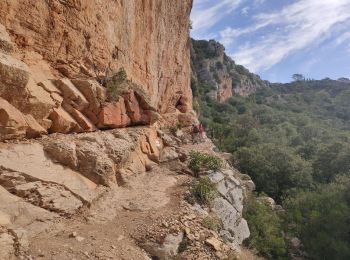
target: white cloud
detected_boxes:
[191,0,242,38]
[254,0,266,5]
[229,0,350,72]
[241,6,250,16]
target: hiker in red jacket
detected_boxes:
[199,123,205,142]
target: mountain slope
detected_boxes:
[191,39,268,102]
[194,71,350,259]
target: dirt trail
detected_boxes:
[19,138,258,260]
[26,153,195,259]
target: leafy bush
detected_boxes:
[283,176,350,260]
[190,176,217,205]
[103,67,127,101]
[188,151,223,176]
[243,194,288,259]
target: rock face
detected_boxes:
[191,39,268,102]
[0,126,164,256]
[208,169,251,247]
[0,0,193,115]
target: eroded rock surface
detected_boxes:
[0,0,193,117]
[191,39,268,102]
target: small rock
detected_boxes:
[206,237,222,251]
[162,221,169,228]
[75,236,85,242]
[70,232,78,238]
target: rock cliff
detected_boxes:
[191,39,268,102]
[0,0,193,140]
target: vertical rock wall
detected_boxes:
[0,0,193,111]
[0,0,193,140]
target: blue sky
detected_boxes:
[191,0,350,83]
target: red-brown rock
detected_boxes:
[0,97,27,140]
[48,107,80,134]
[62,103,96,132]
[54,78,88,111]
[97,98,131,129]
[24,114,47,138]
[123,91,142,124]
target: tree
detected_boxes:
[292,74,305,82]
[244,194,287,259]
[234,144,312,202]
[284,176,350,260]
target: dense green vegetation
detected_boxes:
[188,151,223,176]
[193,77,350,259]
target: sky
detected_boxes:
[190,0,350,83]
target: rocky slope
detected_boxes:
[191,39,268,102]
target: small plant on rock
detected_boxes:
[103,67,127,101]
[190,176,217,205]
[188,151,223,177]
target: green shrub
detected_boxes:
[188,151,223,176]
[103,67,127,101]
[190,176,217,205]
[243,194,287,259]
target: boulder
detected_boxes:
[206,237,222,251]
[54,78,88,111]
[38,80,62,95]
[0,97,27,140]
[159,147,179,163]
[43,140,78,169]
[208,171,225,184]
[24,114,47,138]
[215,175,244,213]
[144,128,160,160]
[75,139,116,186]
[62,103,96,132]
[212,197,250,245]
[97,99,130,128]
[143,232,184,259]
[71,79,106,116]
[123,90,142,123]
[24,78,56,120]
[244,180,256,192]
[48,107,80,133]
[38,80,63,107]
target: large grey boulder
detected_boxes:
[212,197,250,246]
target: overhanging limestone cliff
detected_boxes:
[0,0,193,140]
